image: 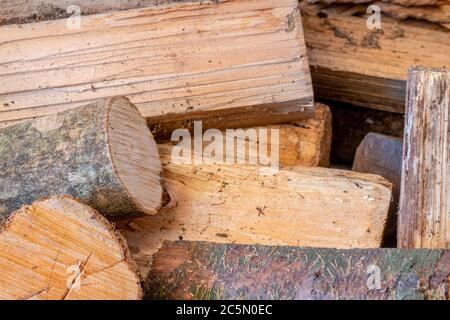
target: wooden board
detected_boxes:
[119,143,392,276]
[146,241,450,300]
[0,0,313,129]
[399,67,450,249]
[300,3,450,113]
[0,196,142,300]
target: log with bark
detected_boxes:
[0,0,313,132]
[0,97,163,220]
[399,67,450,249]
[119,143,392,277]
[0,196,142,300]
[300,3,450,113]
[146,241,450,300]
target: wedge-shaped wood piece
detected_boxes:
[0,196,142,300]
[399,67,450,249]
[300,3,450,113]
[146,241,450,300]
[0,0,313,129]
[119,143,392,276]
[353,132,402,201]
[0,97,163,220]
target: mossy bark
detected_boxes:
[0,100,141,220]
[146,241,450,300]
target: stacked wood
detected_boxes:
[399,67,450,249]
[0,0,313,132]
[0,196,142,300]
[119,143,392,276]
[0,97,163,220]
[146,241,450,300]
[300,2,450,113]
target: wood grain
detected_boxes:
[0,0,313,128]
[0,97,163,220]
[399,67,450,249]
[301,2,450,113]
[0,196,142,300]
[119,143,392,277]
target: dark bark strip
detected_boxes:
[146,241,449,300]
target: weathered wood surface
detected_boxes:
[119,143,392,277]
[0,97,163,220]
[0,196,142,300]
[0,0,313,129]
[146,241,450,300]
[306,0,446,5]
[300,3,450,113]
[399,67,450,249]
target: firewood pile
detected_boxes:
[0,0,448,300]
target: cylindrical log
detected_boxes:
[0,196,142,300]
[399,67,450,249]
[0,97,163,220]
[146,241,450,300]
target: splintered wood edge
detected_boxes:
[0,195,143,300]
[106,97,163,215]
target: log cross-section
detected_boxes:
[0,196,143,300]
[0,97,163,220]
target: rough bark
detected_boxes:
[0,97,163,220]
[399,67,450,249]
[0,0,313,130]
[146,241,450,300]
[119,143,392,277]
[0,196,142,300]
[300,3,450,113]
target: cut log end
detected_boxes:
[106,97,163,215]
[0,196,143,300]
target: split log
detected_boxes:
[300,3,450,113]
[119,144,392,277]
[353,133,402,202]
[170,103,332,167]
[0,196,142,300]
[0,97,163,220]
[146,241,450,300]
[399,67,450,249]
[0,0,313,131]
[353,133,403,245]
[275,103,332,167]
